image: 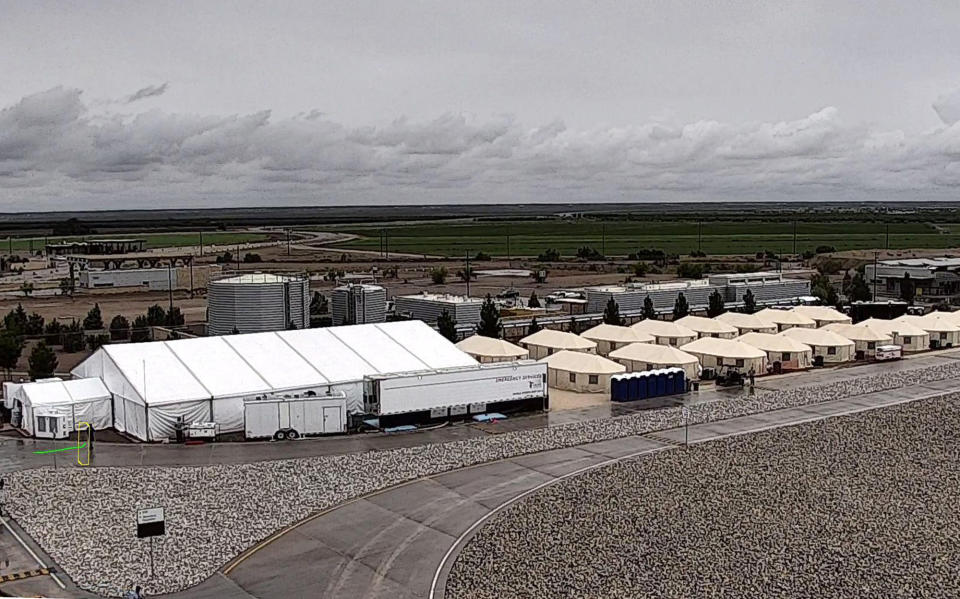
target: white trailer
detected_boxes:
[243,392,347,440]
[365,360,548,418]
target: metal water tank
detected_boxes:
[207,272,310,335]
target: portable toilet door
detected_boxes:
[611,376,626,402]
[636,372,648,400]
[674,369,686,394]
[656,371,667,396]
[625,374,638,401]
[646,370,659,399]
[664,371,676,395]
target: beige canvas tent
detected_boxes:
[519,328,597,359]
[781,327,855,363]
[858,318,929,353]
[580,324,654,356]
[608,343,701,379]
[714,311,778,335]
[456,335,530,363]
[791,305,852,327]
[630,320,697,347]
[675,315,739,339]
[754,308,817,332]
[821,323,893,359]
[539,350,626,393]
[680,337,767,374]
[736,332,813,370]
[895,314,960,348]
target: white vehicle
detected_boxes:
[244,392,347,440]
[874,345,902,361]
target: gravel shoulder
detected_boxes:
[447,395,960,599]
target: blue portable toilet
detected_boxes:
[645,370,658,398]
[674,368,686,395]
[610,375,624,402]
[656,371,667,396]
[626,373,639,401]
[664,370,676,395]
[636,372,647,399]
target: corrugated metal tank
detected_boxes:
[208,273,310,335]
[331,284,387,325]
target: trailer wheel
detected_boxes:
[274,430,287,441]
[287,429,300,440]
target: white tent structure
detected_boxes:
[579,324,653,356]
[895,314,960,348]
[630,320,697,347]
[675,315,739,339]
[608,343,701,379]
[4,378,111,437]
[680,337,767,374]
[754,308,817,332]
[456,335,529,363]
[519,329,597,359]
[736,332,813,370]
[539,350,625,393]
[859,318,929,352]
[791,305,852,327]
[781,327,855,363]
[714,312,778,335]
[72,320,478,441]
[821,323,893,359]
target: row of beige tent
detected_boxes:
[456,306,960,394]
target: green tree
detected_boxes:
[707,289,725,318]
[25,312,45,336]
[243,253,262,263]
[165,306,185,327]
[847,272,872,302]
[3,304,28,336]
[0,332,23,380]
[633,262,647,277]
[310,291,328,315]
[476,295,502,338]
[59,277,74,296]
[603,297,622,326]
[61,320,84,353]
[527,291,541,309]
[131,315,151,342]
[19,282,34,297]
[44,318,63,344]
[457,266,475,282]
[900,272,916,305]
[430,266,448,285]
[677,263,705,279]
[743,289,757,314]
[86,333,110,351]
[437,309,458,342]
[110,315,130,340]
[28,341,58,379]
[672,292,689,320]
[527,317,542,336]
[83,303,104,330]
[537,248,561,262]
[642,295,656,320]
[146,304,166,326]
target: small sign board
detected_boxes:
[681,407,691,421]
[137,507,165,539]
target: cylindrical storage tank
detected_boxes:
[208,273,310,336]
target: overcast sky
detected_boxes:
[2,0,960,211]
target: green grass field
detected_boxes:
[330,220,960,257]
[2,232,270,253]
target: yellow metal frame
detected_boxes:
[77,421,91,466]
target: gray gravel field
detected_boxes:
[5,361,960,596]
[447,395,960,599]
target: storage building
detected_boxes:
[736,332,813,371]
[780,327,855,363]
[331,284,387,325]
[580,324,654,356]
[519,329,597,359]
[857,318,930,353]
[894,314,960,348]
[2,378,112,437]
[791,305,852,327]
[714,312,778,335]
[394,293,483,325]
[539,350,625,393]
[630,320,697,347]
[72,320,478,441]
[675,315,739,339]
[821,323,893,359]
[608,343,701,380]
[455,335,530,363]
[680,337,767,374]
[753,308,817,332]
[207,273,310,335]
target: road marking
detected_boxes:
[0,515,65,590]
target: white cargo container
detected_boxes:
[874,345,902,361]
[244,392,347,440]
[365,361,548,418]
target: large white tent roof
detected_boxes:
[73,321,478,406]
[821,323,893,343]
[580,323,653,344]
[675,315,739,336]
[456,335,529,359]
[520,328,597,351]
[753,308,817,327]
[680,337,767,359]
[781,327,856,348]
[736,332,813,354]
[539,350,626,374]
[608,343,699,366]
[15,378,110,407]
[630,319,696,339]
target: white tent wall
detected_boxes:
[654,334,696,347]
[685,352,766,373]
[809,343,854,363]
[546,369,613,393]
[764,350,812,370]
[524,344,595,360]
[892,333,929,352]
[148,400,211,440]
[930,330,960,347]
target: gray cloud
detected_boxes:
[1,86,960,211]
[934,88,960,126]
[126,83,168,104]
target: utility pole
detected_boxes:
[199,230,204,257]
[885,223,890,249]
[792,220,797,255]
[697,221,702,253]
[286,229,291,256]
[873,250,879,301]
[384,232,389,260]
[167,261,174,314]
[601,223,606,257]
[465,250,471,297]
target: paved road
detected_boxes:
[166,377,957,599]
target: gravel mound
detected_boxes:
[447,395,960,599]
[5,361,960,596]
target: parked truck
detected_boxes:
[244,392,347,440]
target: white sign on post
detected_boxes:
[681,407,691,421]
[137,507,165,538]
